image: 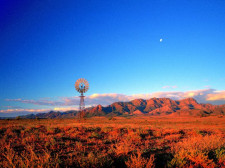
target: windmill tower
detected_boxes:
[75,78,89,118]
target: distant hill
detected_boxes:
[21,98,225,119]
[21,110,78,119]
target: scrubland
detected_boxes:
[0,116,225,168]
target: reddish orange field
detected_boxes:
[0,116,225,168]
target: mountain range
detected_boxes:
[21,98,225,119]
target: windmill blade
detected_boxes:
[75,78,89,93]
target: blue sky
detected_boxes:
[1,0,225,117]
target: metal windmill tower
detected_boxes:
[75,78,89,112]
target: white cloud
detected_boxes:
[206,91,225,101]
[0,108,50,114]
[162,85,178,89]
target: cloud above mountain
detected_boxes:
[5,89,225,106]
[2,88,225,116]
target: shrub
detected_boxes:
[169,135,225,167]
[15,116,21,120]
[125,151,155,168]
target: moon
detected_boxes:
[160,38,163,42]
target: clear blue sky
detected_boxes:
[1,0,225,116]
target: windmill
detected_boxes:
[75,78,89,118]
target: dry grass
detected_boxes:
[0,116,224,167]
